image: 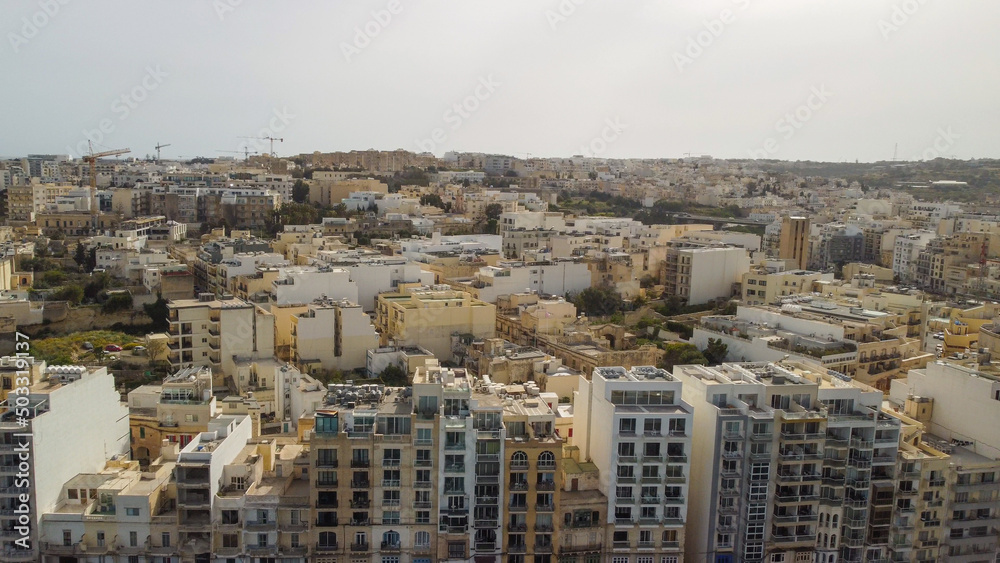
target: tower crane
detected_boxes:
[239,136,283,157]
[83,141,130,188]
[217,149,259,162]
[154,143,171,162]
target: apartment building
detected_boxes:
[779,216,810,270]
[662,243,751,306]
[885,399,1000,563]
[289,298,379,374]
[675,360,902,563]
[375,285,496,363]
[0,364,130,562]
[574,366,692,562]
[741,262,834,306]
[166,294,275,377]
[445,260,591,304]
[128,366,217,465]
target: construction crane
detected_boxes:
[217,149,259,162]
[154,143,171,162]
[83,141,130,188]
[239,136,283,157]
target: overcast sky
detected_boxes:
[4,0,998,162]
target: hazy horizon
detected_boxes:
[5,0,998,162]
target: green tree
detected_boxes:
[660,342,708,371]
[74,242,87,268]
[571,286,624,317]
[702,338,729,365]
[379,364,409,386]
[102,292,133,314]
[52,285,84,305]
[291,179,310,203]
[483,203,503,221]
[419,194,445,208]
[143,296,170,331]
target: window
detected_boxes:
[415,531,430,547]
[130,531,138,547]
[619,418,637,434]
[382,530,400,548]
[318,531,337,548]
[62,530,72,547]
[448,542,465,558]
[257,533,267,547]
[354,531,368,547]
[125,507,140,516]
[162,532,170,547]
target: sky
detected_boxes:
[3,0,999,162]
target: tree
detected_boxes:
[74,242,87,268]
[380,363,409,386]
[144,296,170,331]
[291,179,310,204]
[702,338,729,365]
[571,286,624,317]
[145,338,167,368]
[102,292,133,314]
[419,194,445,209]
[660,342,708,371]
[52,285,84,305]
[483,203,503,221]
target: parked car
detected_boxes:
[133,346,147,355]
[104,344,122,352]
[81,342,94,350]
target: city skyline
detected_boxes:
[4,1,1000,162]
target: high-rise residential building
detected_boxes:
[574,366,692,562]
[0,363,130,562]
[166,294,275,376]
[779,216,811,270]
[885,399,1000,563]
[662,243,751,306]
[675,360,901,563]
[304,361,564,562]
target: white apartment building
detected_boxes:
[574,366,692,561]
[271,266,359,306]
[892,232,936,283]
[675,361,901,563]
[312,253,434,312]
[448,260,592,303]
[889,361,1000,458]
[663,245,751,306]
[0,364,130,561]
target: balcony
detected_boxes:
[475,541,498,552]
[380,542,401,552]
[414,480,432,489]
[535,503,554,512]
[351,542,370,552]
[350,500,371,509]
[664,496,685,505]
[534,542,553,554]
[350,459,370,468]
[380,479,401,488]
[536,481,555,491]
[508,504,528,513]
[350,480,370,489]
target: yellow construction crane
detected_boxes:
[83,141,130,187]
